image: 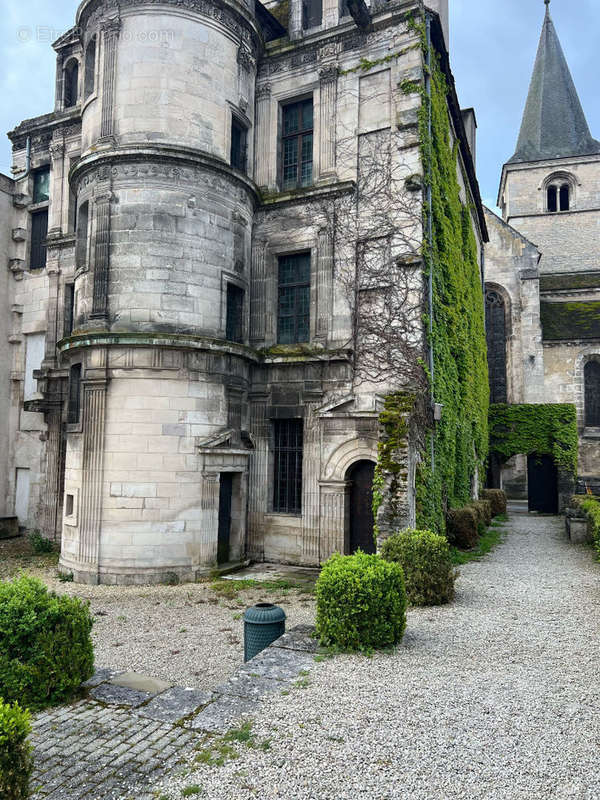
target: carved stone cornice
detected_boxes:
[255,83,271,100]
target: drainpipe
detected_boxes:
[425,13,435,472]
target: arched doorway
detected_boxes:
[346,460,376,554]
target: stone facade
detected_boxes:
[485,6,600,497]
[0,0,489,583]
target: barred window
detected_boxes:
[30,210,48,270]
[585,361,600,427]
[68,364,82,424]
[282,99,313,190]
[273,420,303,514]
[278,253,310,344]
[226,284,244,343]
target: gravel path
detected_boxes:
[155,512,600,800]
[0,541,316,691]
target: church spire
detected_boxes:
[509,5,600,163]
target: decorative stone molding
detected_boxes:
[254,84,271,189]
[319,66,338,176]
[8,259,25,279]
[12,228,26,242]
[12,193,31,209]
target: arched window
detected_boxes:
[559,184,570,211]
[485,288,508,404]
[64,59,79,108]
[545,174,573,213]
[76,201,89,268]
[547,185,557,213]
[584,360,600,427]
[84,36,96,99]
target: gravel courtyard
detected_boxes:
[154,511,600,800]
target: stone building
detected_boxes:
[484,3,600,500]
[0,0,486,583]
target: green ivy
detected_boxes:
[415,30,489,532]
[489,403,578,474]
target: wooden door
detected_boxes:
[217,473,233,564]
[527,454,558,514]
[348,461,376,555]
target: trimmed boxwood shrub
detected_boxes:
[446,506,479,549]
[315,552,407,651]
[381,529,455,606]
[0,698,33,800]
[574,496,600,559]
[0,576,94,710]
[481,489,507,517]
[470,499,492,527]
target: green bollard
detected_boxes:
[243,603,286,662]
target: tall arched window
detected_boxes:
[584,360,600,427]
[64,59,79,108]
[485,288,508,404]
[546,174,573,213]
[84,36,96,99]
[76,201,89,269]
[559,183,570,211]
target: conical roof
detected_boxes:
[509,5,600,164]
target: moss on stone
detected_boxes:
[540,301,600,341]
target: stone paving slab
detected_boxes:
[270,623,320,653]
[82,668,123,688]
[89,683,153,708]
[136,687,214,723]
[187,693,258,734]
[110,671,172,694]
[239,644,315,680]
[215,671,291,700]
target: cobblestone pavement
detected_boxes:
[30,626,317,799]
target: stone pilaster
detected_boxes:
[301,403,321,563]
[91,190,112,319]
[200,472,220,564]
[316,228,333,342]
[250,239,268,345]
[289,0,302,40]
[319,481,346,560]
[247,395,269,560]
[41,407,65,541]
[319,65,338,177]
[78,378,108,574]
[100,19,121,141]
[49,140,65,233]
[254,84,272,189]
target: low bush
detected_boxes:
[470,499,492,527]
[381,529,455,606]
[0,576,94,710]
[481,489,507,517]
[0,698,33,800]
[28,531,55,554]
[446,506,479,549]
[578,497,600,558]
[315,552,406,651]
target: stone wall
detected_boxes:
[0,174,15,516]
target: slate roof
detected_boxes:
[509,6,600,164]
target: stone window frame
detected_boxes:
[220,270,248,344]
[574,349,600,436]
[541,171,577,214]
[63,56,81,109]
[484,282,514,403]
[274,86,318,192]
[262,235,319,347]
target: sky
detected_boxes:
[1,0,599,208]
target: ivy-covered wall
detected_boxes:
[489,403,578,475]
[414,30,489,533]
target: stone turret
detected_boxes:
[59,0,269,583]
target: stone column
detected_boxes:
[91,190,112,319]
[316,228,333,343]
[100,18,121,141]
[78,378,108,576]
[41,407,65,541]
[48,140,65,234]
[254,84,272,190]
[250,239,268,345]
[319,65,338,177]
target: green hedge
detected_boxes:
[381,529,455,606]
[481,489,507,517]
[446,507,479,549]
[0,576,94,710]
[315,552,407,651]
[470,499,492,528]
[0,699,33,800]
[577,497,600,558]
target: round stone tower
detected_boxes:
[59,0,261,584]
